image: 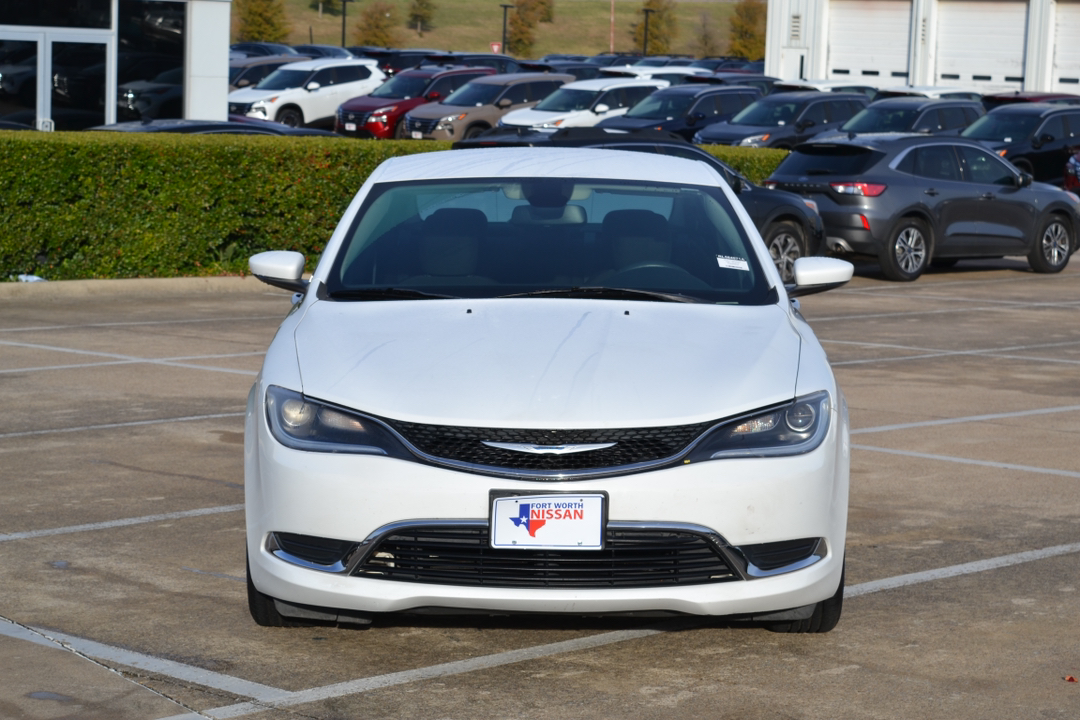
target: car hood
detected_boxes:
[408,102,483,119]
[698,122,778,142]
[229,86,298,102]
[599,116,677,130]
[291,298,800,428]
[339,95,423,112]
[501,108,583,127]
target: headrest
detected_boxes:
[510,204,587,225]
[601,209,668,238]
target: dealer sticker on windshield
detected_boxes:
[491,493,605,550]
[717,255,750,271]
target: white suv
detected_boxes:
[498,77,668,130]
[227,57,385,127]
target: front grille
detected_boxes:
[229,102,252,114]
[740,538,820,571]
[406,116,438,134]
[382,418,715,472]
[338,108,368,125]
[354,526,737,588]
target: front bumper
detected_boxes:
[245,385,849,617]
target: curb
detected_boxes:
[0,275,285,299]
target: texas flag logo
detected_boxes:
[510,503,546,536]
[509,501,588,537]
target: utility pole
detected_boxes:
[609,0,615,54]
[341,0,353,48]
[642,7,655,56]
[501,4,514,53]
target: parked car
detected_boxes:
[518,61,604,81]
[356,48,440,76]
[981,91,1080,111]
[961,103,1080,184]
[228,57,385,128]
[497,77,667,130]
[54,52,179,111]
[811,97,984,140]
[765,135,1080,280]
[1065,151,1080,192]
[694,91,868,149]
[422,52,521,74]
[335,65,496,139]
[770,79,878,101]
[538,53,588,62]
[229,54,311,93]
[245,146,853,631]
[89,116,340,136]
[632,55,696,67]
[689,56,749,72]
[291,44,354,59]
[599,66,713,85]
[404,72,571,141]
[230,42,300,58]
[584,53,642,67]
[453,127,827,281]
[690,72,780,97]
[117,66,183,120]
[874,85,983,102]
[596,84,762,141]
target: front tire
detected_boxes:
[393,117,408,139]
[765,563,844,634]
[247,555,297,627]
[880,217,930,281]
[1028,215,1072,274]
[764,220,806,283]
[463,124,488,140]
[276,107,304,128]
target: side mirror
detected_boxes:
[593,103,610,114]
[305,81,321,92]
[1016,172,1033,188]
[686,111,706,126]
[425,90,441,101]
[237,78,251,88]
[786,257,854,298]
[496,97,513,109]
[250,251,309,294]
[796,119,816,132]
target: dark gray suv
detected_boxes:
[765,135,1080,281]
[812,97,984,141]
[693,91,868,149]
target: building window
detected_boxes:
[0,0,111,29]
[789,15,802,45]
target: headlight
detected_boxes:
[436,113,466,130]
[265,385,409,456]
[737,133,770,147]
[685,391,831,462]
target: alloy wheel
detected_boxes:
[895,226,926,274]
[1042,221,1069,267]
[768,231,801,282]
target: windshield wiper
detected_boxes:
[498,287,707,303]
[328,287,459,301]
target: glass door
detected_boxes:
[48,38,109,130]
[0,32,43,129]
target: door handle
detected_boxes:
[980,193,995,200]
[924,188,939,196]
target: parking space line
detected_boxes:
[852,444,1080,479]
[810,300,1080,322]
[0,412,245,441]
[0,352,266,376]
[0,505,243,543]
[0,340,260,376]
[853,404,1080,435]
[154,540,1080,720]
[824,338,1080,367]
[0,316,286,334]
[834,272,1079,292]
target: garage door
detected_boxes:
[1053,0,1080,92]
[827,0,912,81]
[936,0,1027,92]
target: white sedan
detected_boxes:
[245,148,853,633]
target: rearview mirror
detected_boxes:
[250,251,309,294]
[786,257,854,298]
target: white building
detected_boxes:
[0,0,231,130]
[764,0,1080,93]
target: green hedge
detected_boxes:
[0,132,787,280]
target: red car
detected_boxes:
[1066,152,1080,192]
[982,91,1080,111]
[335,65,495,139]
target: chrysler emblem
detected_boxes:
[481,441,616,455]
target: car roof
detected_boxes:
[398,64,497,78]
[276,57,379,71]
[559,77,667,90]
[986,101,1077,115]
[867,96,982,109]
[774,79,875,90]
[796,133,989,152]
[758,91,866,102]
[652,83,758,96]
[876,85,982,97]
[367,146,723,186]
[470,72,572,85]
[229,54,309,68]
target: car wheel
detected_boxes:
[247,554,299,627]
[394,118,408,139]
[1028,215,1072,273]
[463,125,487,140]
[880,217,930,281]
[276,107,304,128]
[765,562,844,634]
[764,220,805,283]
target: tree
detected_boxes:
[630,0,676,56]
[506,6,535,56]
[692,13,722,57]
[354,1,403,47]
[536,0,554,23]
[729,0,767,61]
[308,0,341,16]
[408,0,436,34]
[234,0,291,43]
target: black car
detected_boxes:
[359,48,440,76]
[230,42,300,58]
[453,127,826,281]
[765,135,1080,280]
[689,72,779,97]
[519,61,603,81]
[688,56,749,72]
[694,91,868,149]
[423,52,521,74]
[812,97,985,141]
[961,103,1080,184]
[291,44,355,59]
[584,53,641,67]
[89,117,340,136]
[596,84,762,141]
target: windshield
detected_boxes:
[535,88,600,112]
[326,177,773,305]
[961,113,1041,142]
[443,82,502,107]
[625,93,694,119]
[256,68,312,91]
[842,107,920,132]
[730,99,800,126]
[370,73,429,99]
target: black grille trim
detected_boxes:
[380,418,717,474]
[406,116,438,134]
[353,525,739,588]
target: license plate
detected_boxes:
[411,130,423,139]
[490,492,605,550]
[344,122,356,132]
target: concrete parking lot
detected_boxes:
[1,261,1079,719]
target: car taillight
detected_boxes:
[830,182,886,197]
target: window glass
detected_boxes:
[328,178,772,305]
[1065,114,1080,139]
[962,106,982,124]
[0,0,110,28]
[626,93,695,119]
[371,73,427,98]
[940,107,968,129]
[311,68,337,86]
[911,146,961,181]
[731,99,800,126]
[535,88,598,112]
[257,69,311,91]
[799,101,829,125]
[499,83,530,105]
[625,85,659,106]
[425,76,456,98]
[962,113,1041,142]
[1037,115,1065,140]
[913,110,942,132]
[776,146,884,175]
[528,81,562,101]
[444,82,502,106]
[335,65,370,84]
[957,146,1015,185]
